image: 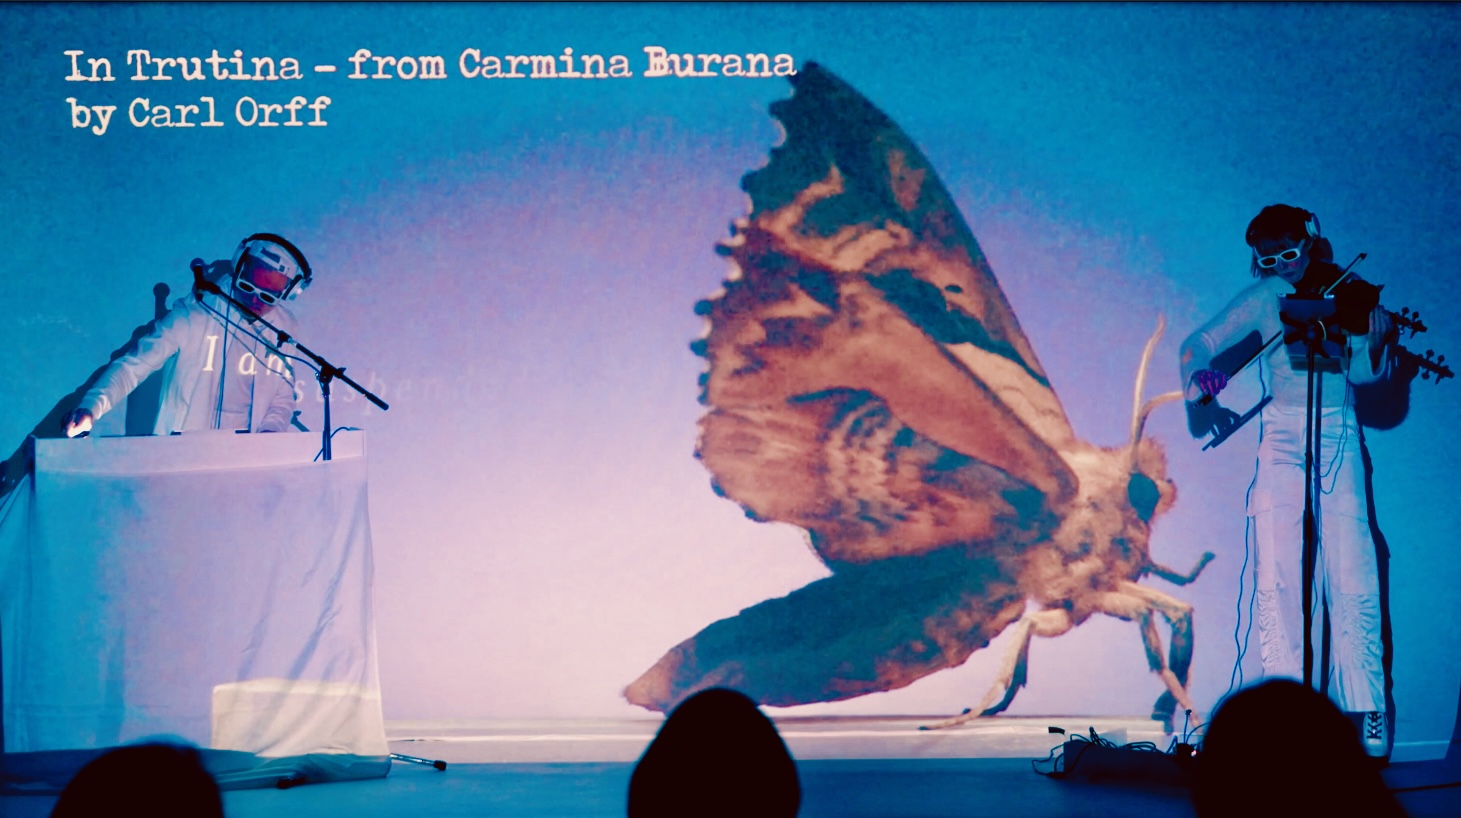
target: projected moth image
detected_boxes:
[624,64,1215,730]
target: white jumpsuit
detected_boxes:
[1181,273,1387,713]
[78,291,300,435]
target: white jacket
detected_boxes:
[80,292,301,434]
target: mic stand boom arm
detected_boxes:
[192,260,389,460]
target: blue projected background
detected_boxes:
[2,3,1459,758]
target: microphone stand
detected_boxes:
[1276,297,1342,692]
[1299,320,1322,691]
[192,261,388,460]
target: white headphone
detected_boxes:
[230,233,313,301]
[1302,209,1321,239]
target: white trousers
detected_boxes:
[1247,404,1384,713]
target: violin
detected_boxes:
[1202,253,1451,395]
[1290,257,1379,333]
[1197,252,1450,450]
[1298,258,1452,383]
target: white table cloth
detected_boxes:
[0,430,387,769]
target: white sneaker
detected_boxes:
[1361,711,1389,759]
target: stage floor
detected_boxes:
[4,717,1459,817]
[5,757,1461,818]
[384,715,1184,764]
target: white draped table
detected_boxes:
[0,430,389,787]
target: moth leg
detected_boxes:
[1140,613,1187,735]
[922,606,1071,730]
[1122,581,1199,725]
[1092,582,1198,731]
[1149,552,1216,586]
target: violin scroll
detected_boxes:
[1410,348,1452,383]
[1391,307,1427,338]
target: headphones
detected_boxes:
[230,233,312,301]
[1246,205,1321,246]
[1302,209,1321,240]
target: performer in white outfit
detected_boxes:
[62,234,313,438]
[1180,204,1395,758]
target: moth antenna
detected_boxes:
[1133,391,1185,451]
[1128,317,1184,462]
[1129,315,1167,447]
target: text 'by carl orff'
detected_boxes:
[62,46,799,135]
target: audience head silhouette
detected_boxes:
[50,741,224,818]
[1193,679,1404,818]
[628,687,800,818]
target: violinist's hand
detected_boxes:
[62,408,94,438]
[1368,306,1396,349]
[1191,369,1228,399]
[1367,306,1397,372]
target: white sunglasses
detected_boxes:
[1255,240,1309,268]
[235,274,287,304]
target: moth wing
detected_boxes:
[697,63,1078,564]
[625,548,1027,711]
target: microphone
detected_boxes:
[191,258,223,300]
